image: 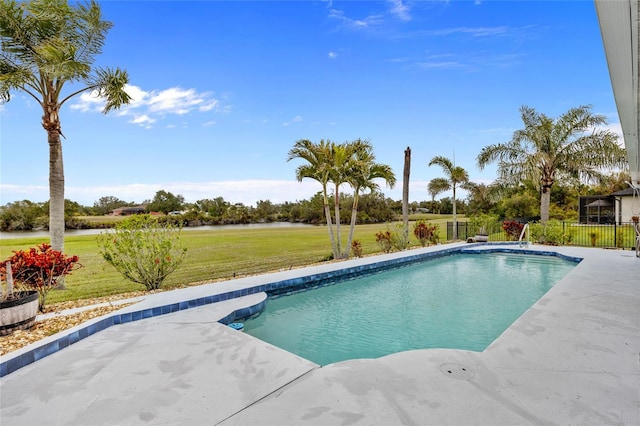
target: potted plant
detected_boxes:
[0,244,80,335]
[1,261,39,336]
[474,226,489,242]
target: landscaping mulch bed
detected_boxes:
[0,293,144,356]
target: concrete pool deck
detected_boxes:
[1,243,638,425]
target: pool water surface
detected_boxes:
[243,253,577,365]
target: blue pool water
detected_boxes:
[243,252,577,365]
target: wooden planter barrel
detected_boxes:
[0,291,39,336]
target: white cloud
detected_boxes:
[328,51,338,59]
[147,87,208,115]
[202,120,217,127]
[417,61,463,69]
[426,26,509,37]
[411,51,520,71]
[328,1,411,31]
[70,91,104,113]
[129,114,156,129]
[388,0,411,21]
[328,8,383,30]
[283,115,303,126]
[70,84,227,128]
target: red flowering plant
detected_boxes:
[502,221,525,241]
[413,220,440,247]
[0,243,81,312]
[375,230,393,253]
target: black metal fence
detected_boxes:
[447,221,638,250]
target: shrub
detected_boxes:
[0,243,81,311]
[469,213,499,235]
[616,230,625,249]
[351,240,363,258]
[96,215,187,291]
[391,223,410,251]
[413,220,439,247]
[375,230,393,254]
[528,221,566,245]
[502,221,525,241]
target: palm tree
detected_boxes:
[287,139,338,259]
[344,139,396,257]
[477,105,627,223]
[0,0,131,252]
[463,181,502,215]
[427,177,450,214]
[428,156,469,240]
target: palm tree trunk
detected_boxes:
[334,184,342,258]
[540,187,551,224]
[402,147,411,247]
[346,192,359,258]
[452,186,458,240]
[322,190,338,259]
[48,130,65,253]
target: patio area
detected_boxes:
[1,243,638,425]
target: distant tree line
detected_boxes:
[0,190,404,232]
[0,170,629,233]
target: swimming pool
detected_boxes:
[243,252,577,365]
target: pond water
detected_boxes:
[0,222,313,240]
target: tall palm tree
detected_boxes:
[477,105,627,223]
[0,0,131,252]
[427,177,450,214]
[287,139,338,259]
[345,139,396,257]
[428,156,469,240]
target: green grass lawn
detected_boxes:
[77,215,126,223]
[1,219,452,305]
[565,223,637,248]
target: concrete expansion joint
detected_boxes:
[213,364,320,425]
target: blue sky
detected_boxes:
[0,0,620,207]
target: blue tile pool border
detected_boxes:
[460,246,583,264]
[0,243,582,377]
